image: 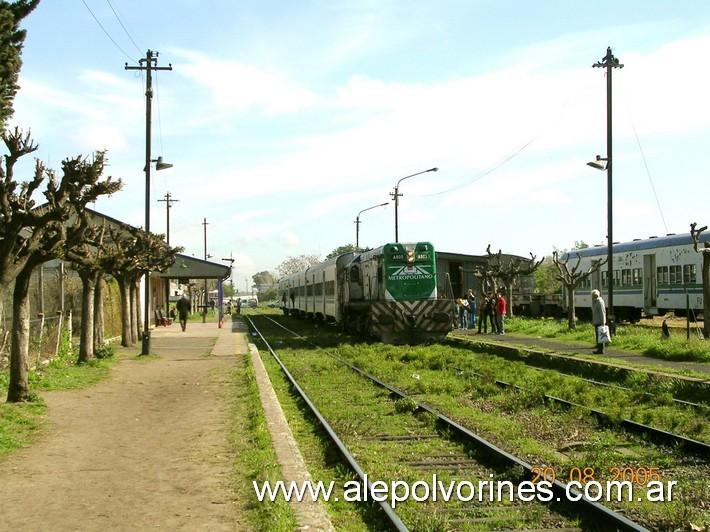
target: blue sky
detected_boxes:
[12,1,710,287]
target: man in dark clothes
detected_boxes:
[176,296,191,332]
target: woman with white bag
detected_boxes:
[591,289,609,354]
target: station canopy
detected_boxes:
[152,254,230,282]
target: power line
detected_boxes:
[80,0,136,62]
[618,78,669,235]
[106,0,145,56]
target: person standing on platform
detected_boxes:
[495,291,507,334]
[592,289,607,354]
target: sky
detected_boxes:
[11,1,710,289]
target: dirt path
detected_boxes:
[0,322,244,531]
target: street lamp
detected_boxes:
[590,46,623,333]
[355,202,388,250]
[126,50,173,356]
[391,167,438,242]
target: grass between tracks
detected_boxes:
[245,308,709,530]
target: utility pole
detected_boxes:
[125,50,172,355]
[593,46,623,334]
[203,217,209,323]
[158,192,179,313]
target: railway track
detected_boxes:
[247,315,649,531]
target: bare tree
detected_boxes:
[0,141,121,402]
[690,222,710,339]
[552,251,606,329]
[102,225,182,347]
[481,245,544,317]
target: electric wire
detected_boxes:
[80,0,136,62]
[618,77,669,234]
[106,0,145,56]
[408,81,592,199]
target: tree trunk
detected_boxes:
[117,277,132,347]
[703,251,710,339]
[8,267,33,402]
[132,279,142,340]
[505,285,514,318]
[566,287,576,329]
[93,276,104,350]
[77,271,96,364]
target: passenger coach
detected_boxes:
[564,232,710,321]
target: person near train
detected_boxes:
[456,298,468,329]
[592,289,607,354]
[495,291,507,334]
[487,293,498,334]
[466,289,477,329]
[477,296,488,333]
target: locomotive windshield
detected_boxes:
[383,242,437,301]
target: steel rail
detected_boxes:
[467,370,710,457]
[245,316,408,532]
[259,316,648,531]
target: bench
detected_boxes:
[155,308,172,326]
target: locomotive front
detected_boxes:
[371,242,453,343]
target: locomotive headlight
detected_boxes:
[407,250,415,263]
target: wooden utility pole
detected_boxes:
[158,192,179,313]
[125,50,172,355]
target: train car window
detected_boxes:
[622,269,631,286]
[350,265,361,283]
[632,268,642,286]
[670,265,682,284]
[684,264,697,284]
[657,266,668,285]
[613,270,620,287]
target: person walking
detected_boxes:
[466,289,477,329]
[176,295,191,332]
[495,291,507,334]
[592,289,607,354]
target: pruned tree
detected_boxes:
[690,222,709,339]
[480,245,544,317]
[102,224,182,347]
[276,254,321,277]
[552,250,606,329]
[66,222,109,363]
[0,141,121,402]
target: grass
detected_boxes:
[228,338,297,531]
[504,316,710,363]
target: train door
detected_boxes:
[643,254,657,311]
[449,261,463,298]
[349,264,363,300]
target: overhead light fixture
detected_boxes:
[155,156,173,171]
[587,155,608,171]
[143,156,174,172]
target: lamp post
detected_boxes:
[355,202,388,250]
[126,50,173,356]
[158,192,179,315]
[390,167,438,242]
[590,46,623,333]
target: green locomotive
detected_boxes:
[279,242,454,344]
